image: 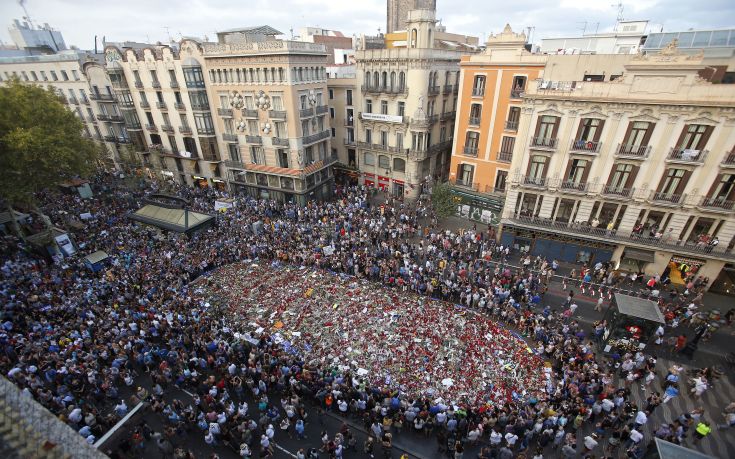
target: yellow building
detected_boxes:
[448,25,545,223]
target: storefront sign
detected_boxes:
[378,176,389,182]
[363,173,375,178]
[360,112,404,123]
[393,179,404,184]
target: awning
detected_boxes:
[671,255,705,266]
[129,204,214,234]
[623,248,655,263]
[614,293,665,323]
[654,438,715,459]
[84,251,109,265]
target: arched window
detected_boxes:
[399,72,406,91]
[411,29,418,48]
[298,67,303,81]
[390,72,396,91]
[381,72,388,89]
[373,71,379,89]
[445,71,451,85]
[393,158,406,172]
[365,71,371,88]
[364,152,375,166]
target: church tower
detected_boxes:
[386,0,437,34]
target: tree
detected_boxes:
[0,78,98,207]
[431,182,456,218]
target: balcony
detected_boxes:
[174,102,186,111]
[601,185,634,199]
[140,101,150,109]
[225,160,246,169]
[315,105,329,115]
[156,101,167,110]
[299,107,314,118]
[441,110,456,121]
[217,108,233,117]
[428,85,440,95]
[179,126,193,135]
[90,92,115,101]
[198,128,216,136]
[468,117,481,126]
[161,124,174,133]
[510,89,524,99]
[504,215,735,260]
[472,87,484,97]
[222,133,238,142]
[698,196,735,212]
[360,85,408,95]
[666,147,708,164]
[269,109,286,119]
[273,137,290,147]
[569,139,602,154]
[649,191,684,205]
[109,115,125,123]
[185,80,206,89]
[463,146,478,157]
[520,175,548,188]
[505,120,518,131]
[241,108,258,118]
[245,135,262,145]
[451,178,479,192]
[559,180,590,194]
[497,151,513,163]
[96,114,111,121]
[529,137,558,150]
[170,80,179,88]
[191,104,210,112]
[80,96,90,105]
[616,143,650,159]
[134,81,143,89]
[152,80,161,89]
[302,130,330,145]
[443,84,453,94]
[145,123,157,132]
[127,123,142,130]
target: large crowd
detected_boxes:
[0,172,732,459]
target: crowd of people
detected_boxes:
[0,171,731,459]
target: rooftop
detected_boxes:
[614,293,665,323]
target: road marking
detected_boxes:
[273,442,298,458]
[94,401,144,449]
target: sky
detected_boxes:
[1,0,734,50]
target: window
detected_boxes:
[189,91,209,110]
[60,70,68,81]
[271,95,283,110]
[380,131,388,147]
[40,71,47,81]
[500,136,515,153]
[659,168,687,195]
[472,75,485,95]
[440,127,446,142]
[156,91,164,103]
[150,70,158,84]
[168,135,178,152]
[72,70,79,80]
[174,91,182,104]
[194,113,215,134]
[169,69,177,84]
[182,66,205,87]
[624,121,653,147]
[145,112,154,124]
[301,120,310,136]
[457,163,474,184]
[495,170,508,191]
[398,102,405,117]
[528,155,547,179]
[381,101,388,115]
[228,144,241,163]
[536,116,558,139]
[378,155,390,169]
[329,107,335,118]
[250,147,265,165]
[331,127,336,137]
[469,104,482,125]
[366,99,372,113]
[180,113,190,128]
[329,89,334,99]
[398,72,406,91]
[364,152,375,166]
[50,71,58,81]
[183,137,198,157]
[577,118,604,141]
[393,158,406,172]
[511,76,526,93]
[608,163,634,190]
[365,129,372,144]
[30,71,37,81]
[278,150,289,168]
[317,116,325,132]
[299,94,307,109]
[275,122,286,138]
[346,89,353,106]
[219,94,229,108]
[676,124,713,151]
[566,159,588,183]
[465,131,479,150]
[396,132,404,150]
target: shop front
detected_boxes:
[667,255,706,285]
[363,172,375,188]
[451,188,503,226]
[500,225,615,264]
[619,247,656,274]
[377,175,390,192]
[392,179,405,197]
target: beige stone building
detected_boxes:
[197,27,334,203]
[500,43,735,291]
[0,52,128,167]
[355,8,470,198]
[326,65,359,185]
[104,42,225,188]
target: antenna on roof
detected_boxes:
[18,0,34,28]
[163,26,172,43]
[611,2,624,24]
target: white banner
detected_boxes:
[361,112,403,123]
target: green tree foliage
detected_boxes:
[0,79,98,205]
[431,182,456,218]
